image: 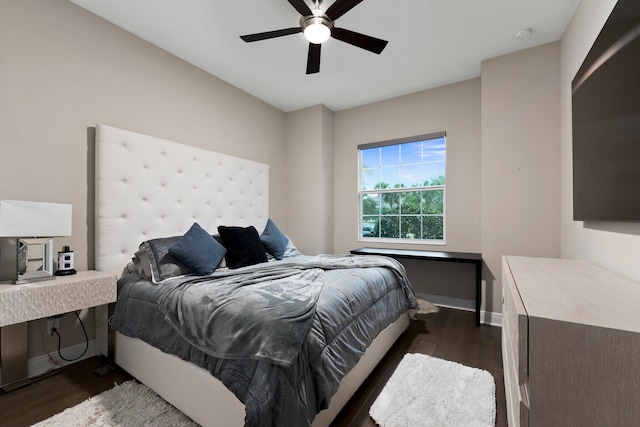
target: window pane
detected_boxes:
[380,166,400,188]
[361,148,380,169]
[381,145,399,167]
[424,161,445,185]
[362,217,379,237]
[381,193,400,214]
[380,216,399,238]
[423,138,446,162]
[401,142,422,164]
[361,168,379,190]
[362,193,380,215]
[423,137,446,185]
[423,216,444,240]
[422,190,443,214]
[400,164,422,187]
[400,191,421,215]
[401,216,421,239]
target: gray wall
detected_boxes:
[0,0,288,273]
[481,42,562,314]
[1,0,287,357]
[285,105,334,255]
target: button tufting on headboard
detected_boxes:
[95,124,269,276]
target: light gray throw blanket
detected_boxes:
[158,254,415,368]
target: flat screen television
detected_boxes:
[572,0,640,221]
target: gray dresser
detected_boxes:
[502,256,640,427]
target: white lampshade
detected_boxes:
[0,200,72,237]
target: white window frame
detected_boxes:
[357,132,446,245]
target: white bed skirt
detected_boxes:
[115,312,409,427]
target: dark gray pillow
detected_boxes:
[141,236,190,283]
[169,222,226,275]
[132,248,152,278]
[260,219,290,260]
[217,225,268,269]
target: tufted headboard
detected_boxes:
[95,124,269,276]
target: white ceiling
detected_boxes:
[68,0,580,112]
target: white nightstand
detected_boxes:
[0,270,117,391]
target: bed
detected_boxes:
[94,124,417,427]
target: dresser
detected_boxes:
[502,256,640,427]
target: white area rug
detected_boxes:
[31,380,198,427]
[370,353,495,427]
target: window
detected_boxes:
[358,132,446,243]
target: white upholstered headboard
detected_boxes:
[95,124,269,276]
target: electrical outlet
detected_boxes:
[47,316,60,335]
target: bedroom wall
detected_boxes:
[0,0,287,359]
[332,79,483,311]
[285,105,334,255]
[560,0,640,284]
[480,42,562,315]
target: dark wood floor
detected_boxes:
[331,307,506,427]
[0,308,505,427]
[0,357,132,427]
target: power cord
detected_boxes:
[51,310,89,362]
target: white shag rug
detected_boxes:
[31,380,198,427]
[370,353,496,427]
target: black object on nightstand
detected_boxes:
[55,245,76,276]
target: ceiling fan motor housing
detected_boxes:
[300,14,334,44]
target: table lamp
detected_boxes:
[0,200,72,284]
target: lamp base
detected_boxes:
[55,268,76,276]
[13,274,56,285]
[15,238,56,284]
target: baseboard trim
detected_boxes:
[417,293,503,327]
[0,340,96,385]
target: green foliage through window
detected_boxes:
[359,133,446,242]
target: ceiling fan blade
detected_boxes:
[240,27,301,42]
[306,43,321,74]
[331,27,388,54]
[325,0,364,21]
[287,0,313,17]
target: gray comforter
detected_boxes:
[110,254,417,427]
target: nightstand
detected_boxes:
[0,270,117,391]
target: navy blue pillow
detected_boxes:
[260,219,290,260]
[217,225,268,269]
[169,223,226,275]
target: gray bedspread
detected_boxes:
[110,254,417,427]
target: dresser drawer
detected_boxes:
[502,258,528,385]
[503,333,529,427]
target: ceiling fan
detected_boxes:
[240,0,388,74]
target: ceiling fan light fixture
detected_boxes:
[240,0,388,74]
[301,14,333,44]
[304,22,331,44]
